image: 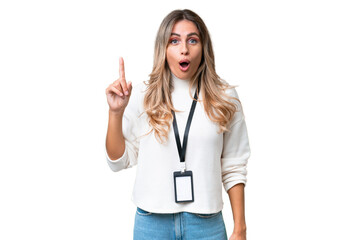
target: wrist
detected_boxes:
[233,224,247,234]
[109,109,124,117]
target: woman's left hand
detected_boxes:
[229,230,246,240]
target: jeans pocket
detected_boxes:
[194,211,221,218]
[136,207,153,216]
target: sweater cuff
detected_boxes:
[105,145,128,172]
[224,180,247,192]
[221,157,248,192]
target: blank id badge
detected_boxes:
[173,170,194,203]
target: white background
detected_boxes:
[1,0,359,239]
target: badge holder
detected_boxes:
[172,80,200,204]
[173,163,194,203]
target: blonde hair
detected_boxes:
[142,9,240,144]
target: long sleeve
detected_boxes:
[221,88,251,192]
[105,83,142,172]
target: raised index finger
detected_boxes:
[119,57,126,80]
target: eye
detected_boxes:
[170,39,179,44]
[189,38,198,44]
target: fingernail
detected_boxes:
[125,91,129,95]
[120,92,123,96]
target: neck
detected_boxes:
[170,72,197,92]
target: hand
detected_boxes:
[105,57,133,114]
[229,229,246,240]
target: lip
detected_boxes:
[179,59,190,64]
[179,59,190,72]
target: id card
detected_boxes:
[173,170,194,203]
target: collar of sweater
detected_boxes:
[170,72,197,96]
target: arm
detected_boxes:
[105,57,139,171]
[222,116,250,239]
[106,110,126,160]
[228,183,247,238]
[221,88,250,240]
[104,107,140,172]
[105,57,128,160]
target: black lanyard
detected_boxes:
[171,80,201,163]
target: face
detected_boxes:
[166,19,202,80]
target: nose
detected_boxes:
[181,42,189,55]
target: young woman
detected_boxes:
[105,9,250,240]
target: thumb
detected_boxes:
[127,81,132,93]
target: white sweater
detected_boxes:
[105,72,251,214]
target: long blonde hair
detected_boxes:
[142,9,240,144]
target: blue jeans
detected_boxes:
[134,207,228,240]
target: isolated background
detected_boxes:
[1,0,359,239]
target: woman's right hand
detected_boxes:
[105,57,133,114]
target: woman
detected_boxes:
[105,9,250,240]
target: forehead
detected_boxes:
[171,20,199,35]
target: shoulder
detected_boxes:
[126,80,148,118]
[217,78,239,99]
[221,81,245,127]
[131,80,148,97]
[224,85,240,100]
[222,82,242,112]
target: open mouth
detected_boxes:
[179,59,190,71]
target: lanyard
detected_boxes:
[171,80,201,170]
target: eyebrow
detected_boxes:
[170,32,200,38]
